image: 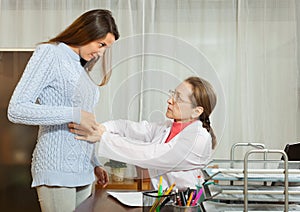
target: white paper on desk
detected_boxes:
[107,191,143,207]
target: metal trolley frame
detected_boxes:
[201,143,300,212]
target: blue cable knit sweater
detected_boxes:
[7,43,100,187]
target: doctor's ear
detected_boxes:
[191,106,204,119]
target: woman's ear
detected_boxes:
[191,106,204,119]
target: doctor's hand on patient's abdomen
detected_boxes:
[68,118,106,143]
[79,110,98,132]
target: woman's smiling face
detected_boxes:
[73,32,115,61]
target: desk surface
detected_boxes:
[75,189,176,212]
[75,189,142,212]
[75,188,300,212]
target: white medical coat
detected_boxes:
[98,119,212,190]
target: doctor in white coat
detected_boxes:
[69,76,217,190]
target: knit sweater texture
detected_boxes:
[7,43,100,187]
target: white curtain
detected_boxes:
[1,0,299,161]
[232,0,298,159]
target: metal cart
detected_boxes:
[201,143,300,212]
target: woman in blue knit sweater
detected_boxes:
[7,9,119,212]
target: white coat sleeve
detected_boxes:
[102,119,168,142]
[98,122,212,171]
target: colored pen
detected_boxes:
[157,183,176,208]
[191,188,203,206]
[176,195,182,206]
[175,188,182,206]
[179,191,186,206]
[192,189,197,199]
[150,197,161,212]
[150,182,176,212]
[159,196,170,210]
[184,187,190,198]
[158,176,163,196]
[156,176,163,212]
[186,190,195,206]
[164,183,176,195]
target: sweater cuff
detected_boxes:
[93,155,102,168]
[72,107,81,124]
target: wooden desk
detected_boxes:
[75,189,142,212]
[100,179,151,190]
[75,189,174,212]
[105,167,151,190]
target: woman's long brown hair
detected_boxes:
[44,9,119,86]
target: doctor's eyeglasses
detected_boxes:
[168,90,193,104]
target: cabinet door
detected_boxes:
[0,50,40,212]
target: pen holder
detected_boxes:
[142,190,175,212]
[172,203,201,212]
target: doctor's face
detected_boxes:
[166,81,197,123]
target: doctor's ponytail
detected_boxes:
[185,77,217,149]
